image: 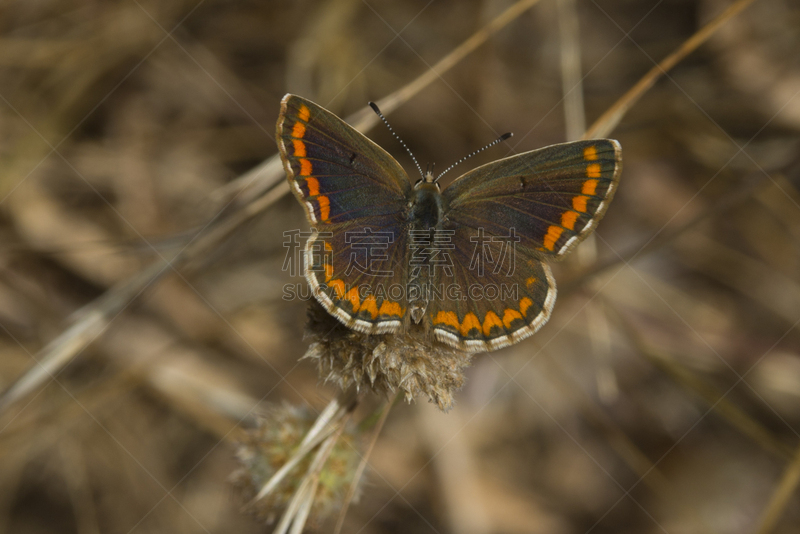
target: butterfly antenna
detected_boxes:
[436,132,513,181]
[369,102,425,180]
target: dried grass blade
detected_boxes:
[583,0,759,139]
[756,444,800,534]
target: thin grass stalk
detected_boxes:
[255,397,347,501]
[557,0,585,141]
[288,475,320,534]
[271,474,313,534]
[539,352,668,491]
[361,0,544,129]
[583,0,759,139]
[273,416,350,534]
[756,443,800,534]
[222,0,543,204]
[605,299,794,460]
[333,393,398,534]
[560,171,773,295]
[0,260,170,413]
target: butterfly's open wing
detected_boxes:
[428,139,621,351]
[427,240,558,352]
[277,94,412,334]
[443,140,621,257]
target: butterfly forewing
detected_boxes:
[277,94,412,334]
[443,139,621,258]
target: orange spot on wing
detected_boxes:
[379,301,403,317]
[298,105,310,122]
[583,145,598,160]
[324,242,332,252]
[344,287,360,312]
[543,225,563,251]
[525,276,537,287]
[433,311,460,330]
[305,176,320,196]
[586,164,601,179]
[292,122,306,139]
[482,311,503,336]
[317,195,330,221]
[561,210,579,230]
[460,313,481,337]
[292,139,306,157]
[328,279,345,299]
[502,308,523,328]
[582,178,599,194]
[572,195,588,213]
[520,297,533,317]
[324,263,334,282]
[300,159,313,176]
[360,296,378,319]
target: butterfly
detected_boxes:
[277,94,621,353]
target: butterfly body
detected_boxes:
[402,179,445,330]
[408,180,445,229]
[277,94,621,353]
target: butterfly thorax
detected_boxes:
[406,181,447,326]
[409,181,444,228]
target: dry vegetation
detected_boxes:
[1,0,800,532]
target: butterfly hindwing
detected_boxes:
[443,139,621,259]
[277,94,412,333]
[427,233,556,352]
[304,222,410,334]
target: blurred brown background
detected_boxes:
[1,0,800,532]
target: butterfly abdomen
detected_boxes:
[405,184,447,325]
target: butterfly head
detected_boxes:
[415,163,440,191]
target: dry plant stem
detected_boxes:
[253,417,338,501]
[676,234,800,332]
[222,0,542,202]
[560,173,773,295]
[0,0,542,415]
[210,157,285,229]
[557,0,585,141]
[0,176,292,415]
[180,177,292,274]
[272,472,314,534]
[539,353,668,492]
[333,393,399,534]
[288,475,320,534]
[606,300,794,460]
[419,404,490,534]
[756,444,800,534]
[555,0,619,411]
[583,0,759,139]
[274,415,352,534]
[59,440,99,534]
[360,0,543,130]
[0,259,170,412]
[255,394,354,501]
[297,396,344,450]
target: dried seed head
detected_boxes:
[232,403,362,526]
[303,300,471,411]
